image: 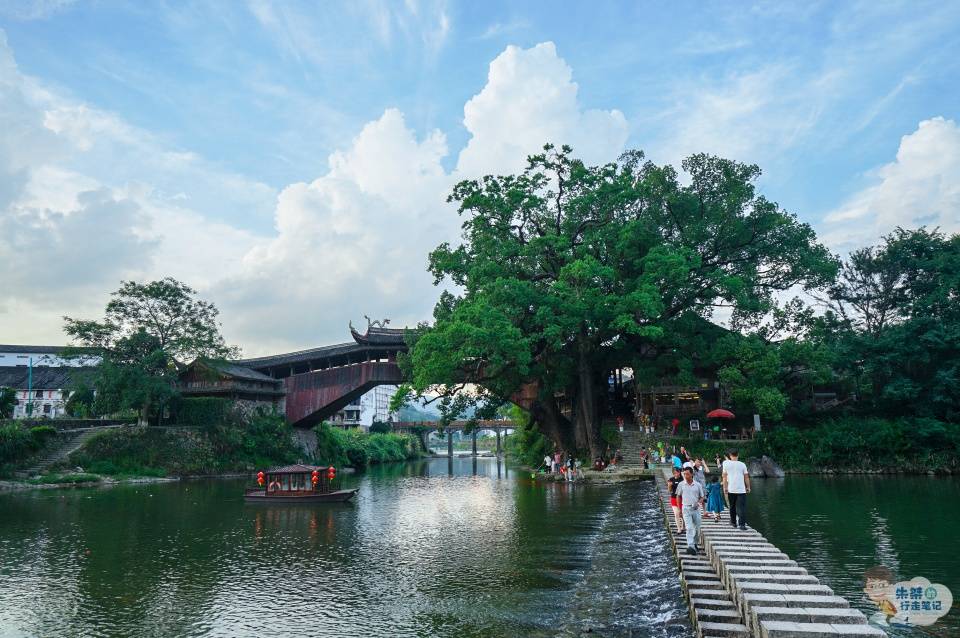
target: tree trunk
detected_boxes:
[531,397,575,452]
[574,335,604,459]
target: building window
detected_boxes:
[677,392,700,405]
[43,404,51,414]
[35,390,43,398]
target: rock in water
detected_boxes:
[747,457,764,477]
[760,455,785,478]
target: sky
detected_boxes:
[1,0,958,357]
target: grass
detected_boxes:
[27,473,103,485]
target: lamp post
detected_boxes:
[26,356,33,417]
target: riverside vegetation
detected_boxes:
[2,398,422,482]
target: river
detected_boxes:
[0,458,689,638]
[748,475,959,638]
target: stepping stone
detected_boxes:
[696,608,742,623]
[691,597,737,610]
[688,588,729,600]
[729,573,819,584]
[736,582,833,597]
[759,620,885,638]
[685,579,723,589]
[750,606,866,628]
[698,621,749,637]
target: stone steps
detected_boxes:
[19,426,116,476]
[653,465,887,638]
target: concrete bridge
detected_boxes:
[391,420,516,457]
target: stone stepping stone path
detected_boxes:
[654,468,886,638]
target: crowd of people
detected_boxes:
[541,451,585,481]
[540,447,627,481]
[666,448,751,555]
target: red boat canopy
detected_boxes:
[707,409,735,419]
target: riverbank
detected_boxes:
[0,467,362,492]
[654,417,960,475]
[524,464,655,483]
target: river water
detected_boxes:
[748,475,959,638]
[0,458,690,638]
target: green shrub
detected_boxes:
[28,473,103,485]
[600,422,622,449]
[369,421,391,434]
[29,425,57,445]
[312,423,421,468]
[68,412,302,476]
[503,409,551,468]
[0,422,58,465]
[752,417,960,472]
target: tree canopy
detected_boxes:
[814,227,960,420]
[64,278,237,424]
[400,145,837,455]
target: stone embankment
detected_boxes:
[655,467,886,638]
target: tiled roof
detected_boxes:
[350,324,408,345]
[0,366,97,390]
[235,341,365,369]
[0,345,72,354]
[188,359,278,382]
[267,463,333,474]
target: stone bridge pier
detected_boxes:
[392,420,514,457]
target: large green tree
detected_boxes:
[401,145,836,456]
[64,278,238,424]
[816,227,960,419]
[0,387,16,419]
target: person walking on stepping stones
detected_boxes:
[722,448,751,529]
[675,466,705,555]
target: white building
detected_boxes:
[0,345,98,419]
[331,384,398,429]
[0,367,89,419]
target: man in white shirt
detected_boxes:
[675,466,706,555]
[722,449,751,529]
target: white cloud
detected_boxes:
[1,37,629,355]
[0,0,75,21]
[822,116,960,250]
[214,108,455,353]
[0,30,267,343]
[648,65,831,170]
[456,42,629,177]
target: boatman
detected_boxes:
[675,466,706,555]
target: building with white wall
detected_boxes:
[331,384,398,429]
[0,345,98,419]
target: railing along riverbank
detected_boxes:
[653,465,886,638]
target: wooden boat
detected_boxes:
[244,464,357,503]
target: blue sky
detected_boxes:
[1,0,959,354]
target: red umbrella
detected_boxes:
[707,408,735,419]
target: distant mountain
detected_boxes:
[397,404,440,422]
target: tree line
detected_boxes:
[394,144,960,458]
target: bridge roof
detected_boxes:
[349,324,408,346]
[235,324,409,371]
[235,341,364,369]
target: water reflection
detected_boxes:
[0,459,688,638]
